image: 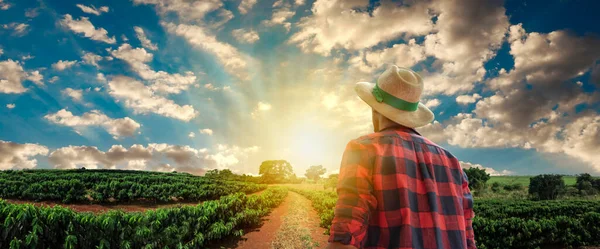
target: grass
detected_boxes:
[271,192,320,249]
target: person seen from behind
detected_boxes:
[326,65,476,249]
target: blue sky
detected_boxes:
[0,0,599,176]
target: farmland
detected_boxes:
[0,170,599,249]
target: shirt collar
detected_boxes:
[380,125,422,136]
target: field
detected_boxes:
[0,170,599,249]
[489,175,577,186]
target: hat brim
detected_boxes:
[355,81,435,128]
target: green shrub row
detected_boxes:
[0,187,287,249]
[291,188,600,249]
[0,169,266,203]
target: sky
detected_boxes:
[0,0,599,177]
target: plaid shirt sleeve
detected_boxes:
[329,139,378,248]
[462,169,476,249]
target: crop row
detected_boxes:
[0,170,265,203]
[0,187,287,249]
[290,189,600,249]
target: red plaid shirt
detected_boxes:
[329,126,476,249]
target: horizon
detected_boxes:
[1,0,599,176]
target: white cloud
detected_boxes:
[262,6,295,32]
[133,0,222,21]
[231,28,260,44]
[456,93,482,105]
[2,23,30,36]
[52,60,78,71]
[251,101,272,119]
[47,143,259,174]
[107,76,198,121]
[96,73,106,82]
[348,39,426,74]
[200,128,213,135]
[60,14,116,44]
[460,161,513,176]
[0,140,49,170]
[188,132,195,138]
[108,44,196,94]
[45,109,141,139]
[61,88,83,101]
[134,26,158,50]
[0,59,27,93]
[289,0,434,56]
[238,0,257,14]
[21,54,34,61]
[26,70,43,85]
[0,48,3,56]
[48,76,59,83]
[6,103,15,109]
[163,23,251,80]
[82,52,102,67]
[0,0,10,10]
[25,8,39,18]
[76,4,109,16]
[424,99,441,108]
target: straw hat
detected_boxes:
[355,65,434,128]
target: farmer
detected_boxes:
[326,65,476,249]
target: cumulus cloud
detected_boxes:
[349,40,426,74]
[82,52,102,67]
[6,103,15,109]
[61,88,83,101]
[188,132,195,138]
[26,70,43,85]
[45,109,141,139]
[163,23,251,80]
[0,0,10,10]
[262,4,295,32]
[289,0,434,56]
[47,143,259,174]
[251,101,272,119]
[420,0,509,96]
[456,93,482,105]
[48,76,59,84]
[199,128,213,135]
[25,8,39,18]
[424,99,441,108]
[96,73,106,82]
[76,4,109,16]
[108,44,196,94]
[52,60,78,71]
[2,23,30,36]
[460,161,513,176]
[238,0,257,14]
[107,76,198,121]
[0,59,28,93]
[231,28,260,44]
[134,26,158,50]
[133,0,222,21]
[0,140,49,170]
[60,14,116,44]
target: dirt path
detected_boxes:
[211,191,329,249]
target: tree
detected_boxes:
[258,160,294,183]
[576,173,594,194]
[305,165,327,182]
[324,174,338,190]
[463,167,490,192]
[529,174,565,200]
